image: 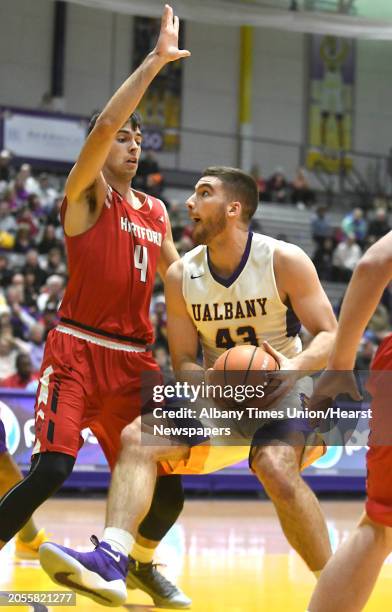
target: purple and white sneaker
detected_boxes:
[39,535,128,607]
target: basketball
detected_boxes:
[214,345,279,373]
[212,345,280,408]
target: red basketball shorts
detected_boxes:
[365,334,392,526]
[32,323,160,470]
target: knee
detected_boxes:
[31,452,75,490]
[120,418,142,450]
[251,447,299,503]
[120,418,156,461]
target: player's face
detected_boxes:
[105,122,142,180]
[187,177,228,245]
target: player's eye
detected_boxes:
[202,190,210,197]
[117,137,126,143]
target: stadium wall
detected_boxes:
[0,1,391,175]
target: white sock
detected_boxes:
[103,527,134,557]
[131,541,156,564]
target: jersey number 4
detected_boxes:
[134,245,148,282]
[216,326,258,349]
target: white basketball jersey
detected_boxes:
[182,232,302,368]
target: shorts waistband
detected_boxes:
[55,323,149,352]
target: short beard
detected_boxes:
[193,212,227,245]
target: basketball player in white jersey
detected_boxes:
[43,167,337,604]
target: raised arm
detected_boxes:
[64,5,190,233]
[164,260,202,374]
[328,231,392,370]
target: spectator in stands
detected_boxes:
[13,225,35,253]
[0,255,13,289]
[40,303,58,340]
[367,208,390,243]
[18,163,39,195]
[367,302,390,341]
[23,272,39,312]
[250,165,268,202]
[22,249,47,288]
[17,204,40,237]
[0,353,38,389]
[332,234,362,282]
[6,285,36,340]
[0,200,17,235]
[311,206,332,247]
[11,174,30,208]
[37,274,64,312]
[46,197,63,233]
[153,345,172,384]
[312,237,334,281]
[152,294,168,349]
[0,316,27,380]
[0,150,13,186]
[36,173,59,212]
[355,331,378,371]
[266,167,290,204]
[38,225,63,255]
[291,168,315,208]
[135,151,164,200]
[341,208,367,246]
[44,247,67,277]
[26,323,45,373]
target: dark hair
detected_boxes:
[16,352,31,368]
[201,166,258,223]
[87,111,142,136]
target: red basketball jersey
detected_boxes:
[59,186,167,344]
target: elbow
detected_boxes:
[355,254,391,278]
[91,116,117,138]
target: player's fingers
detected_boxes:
[177,49,191,58]
[174,15,179,34]
[262,341,282,367]
[262,382,288,407]
[161,4,172,29]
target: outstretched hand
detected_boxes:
[310,369,362,409]
[154,5,191,64]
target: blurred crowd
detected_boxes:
[251,165,316,209]
[311,205,390,283]
[310,204,391,369]
[0,148,389,386]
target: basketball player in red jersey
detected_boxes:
[0,5,191,608]
[308,232,392,611]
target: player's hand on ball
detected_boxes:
[154,5,191,64]
[260,341,300,407]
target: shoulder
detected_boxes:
[274,241,315,284]
[167,258,184,279]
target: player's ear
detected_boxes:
[227,201,241,218]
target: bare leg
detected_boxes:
[0,452,38,542]
[308,513,392,612]
[251,444,331,571]
[105,417,189,534]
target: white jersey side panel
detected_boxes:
[182,233,302,368]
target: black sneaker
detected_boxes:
[126,557,191,609]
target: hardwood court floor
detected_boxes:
[0,497,391,611]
